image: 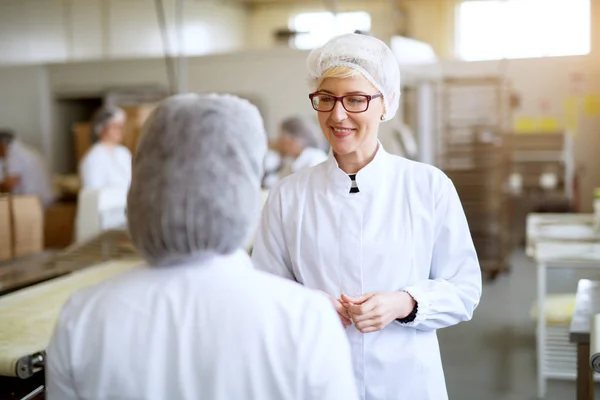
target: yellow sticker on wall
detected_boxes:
[584,95,600,116]
[513,117,537,133]
[540,117,559,133]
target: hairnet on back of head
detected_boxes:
[306,33,401,121]
[92,106,126,137]
[126,93,267,266]
[280,115,323,149]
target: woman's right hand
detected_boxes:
[317,290,353,328]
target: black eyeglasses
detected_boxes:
[309,92,382,113]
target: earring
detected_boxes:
[380,115,385,121]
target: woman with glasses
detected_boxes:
[252,33,482,400]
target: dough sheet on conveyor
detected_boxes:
[0,229,139,294]
[0,259,141,377]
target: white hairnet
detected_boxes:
[306,33,401,121]
[127,93,268,266]
[92,106,126,137]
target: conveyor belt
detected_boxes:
[591,314,600,372]
[0,229,138,295]
[0,259,142,378]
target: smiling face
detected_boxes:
[316,74,384,161]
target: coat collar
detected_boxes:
[325,141,389,195]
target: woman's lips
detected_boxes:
[330,126,355,139]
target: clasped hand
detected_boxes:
[323,291,416,333]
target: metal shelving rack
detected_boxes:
[437,76,513,280]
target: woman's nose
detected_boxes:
[330,100,348,122]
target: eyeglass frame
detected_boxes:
[308,92,383,113]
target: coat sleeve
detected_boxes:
[20,153,56,206]
[302,297,359,400]
[402,175,482,331]
[45,301,79,400]
[251,187,296,281]
[79,152,104,190]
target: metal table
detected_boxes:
[526,213,597,258]
[534,242,600,398]
[569,279,600,400]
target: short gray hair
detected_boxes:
[280,115,322,149]
[127,93,268,266]
[91,106,126,137]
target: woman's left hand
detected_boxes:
[341,292,416,333]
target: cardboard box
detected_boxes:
[73,122,92,165]
[0,195,44,262]
[12,196,44,258]
[0,196,11,262]
[44,201,77,249]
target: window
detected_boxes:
[456,0,590,61]
[290,11,371,50]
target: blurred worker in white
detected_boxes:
[261,148,282,188]
[46,93,358,400]
[252,33,482,400]
[0,128,55,206]
[277,115,327,178]
[79,106,132,190]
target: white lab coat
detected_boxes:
[46,250,359,400]
[280,147,328,179]
[0,140,55,206]
[79,143,132,190]
[252,145,482,400]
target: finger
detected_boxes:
[338,306,351,319]
[331,298,344,311]
[341,293,373,305]
[331,299,353,320]
[351,308,382,323]
[357,325,381,334]
[346,297,378,316]
[340,315,353,328]
[354,317,383,332]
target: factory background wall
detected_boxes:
[0,66,51,157]
[0,0,600,209]
[419,57,600,212]
[0,0,247,65]
[246,0,399,49]
[31,52,600,211]
[44,49,314,174]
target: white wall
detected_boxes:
[0,66,51,157]
[47,48,313,138]
[0,0,247,65]
[247,0,397,49]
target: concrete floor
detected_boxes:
[439,249,600,400]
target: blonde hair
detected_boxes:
[315,65,359,89]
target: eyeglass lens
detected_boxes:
[312,95,370,112]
